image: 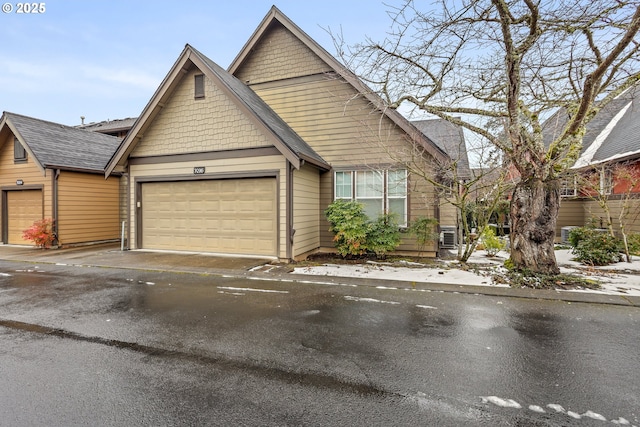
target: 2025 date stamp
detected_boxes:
[2,3,46,13]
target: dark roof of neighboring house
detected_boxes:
[543,85,640,168]
[412,119,471,179]
[78,117,137,134]
[1,111,122,173]
[189,46,328,168]
[106,44,329,175]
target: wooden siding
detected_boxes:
[252,76,440,252]
[57,171,120,244]
[133,68,272,158]
[251,76,417,166]
[293,164,320,256]
[556,199,585,241]
[129,155,288,258]
[234,23,330,85]
[0,132,52,235]
[584,199,640,235]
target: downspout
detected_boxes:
[52,169,60,246]
[286,161,294,260]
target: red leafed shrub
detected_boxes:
[22,218,56,248]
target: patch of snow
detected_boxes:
[416,305,437,310]
[547,404,565,413]
[292,248,640,296]
[528,405,545,413]
[582,410,607,421]
[612,417,631,425]
[481,396,522,409]
[344,296,400,305]
[567,411,581,419]
[217,286,288,294]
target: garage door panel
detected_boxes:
[7,190,44,245]
[141,178,277,256]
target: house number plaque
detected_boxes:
[193,167,206,174]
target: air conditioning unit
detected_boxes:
[561,226,578,243]
[440,226,457,249]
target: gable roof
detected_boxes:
[0,111,122,174]
[412,119,471,180]
[228,6,449,165]
[105,44,329,176]
[543,86,640,169]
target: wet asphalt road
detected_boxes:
[0,260,638,426]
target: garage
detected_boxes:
[140,178,277,256]
[6,189,43,244]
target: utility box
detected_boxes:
[440,226,457,249]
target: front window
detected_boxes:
[334,169,408,226]
[356,170,384,220]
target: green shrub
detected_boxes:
[568,226,622,266]
[366,213,401,259]
[480,227,505,256]
[325,200,369,257]
[408,217,439,253]
[627,233,640,256]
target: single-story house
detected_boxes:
[106,7,459,260]
[0,112,122,246]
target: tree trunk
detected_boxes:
[510,177,560,275]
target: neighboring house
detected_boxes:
[0,112,122,246]
[106,7,455,260]
[412,119,471,230]
[78,117,137,139]
[544,86,640,239]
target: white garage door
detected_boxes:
[141,178,277,256]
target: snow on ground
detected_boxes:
[292,249,640,297]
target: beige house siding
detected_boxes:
[584,199,640,235]
[0,132,53,229]
[556,199,585,241]
[234,24,330,85]
[133,69,272,158]
[129,155,288,258]
[56,171,120,245]
[237,26,442,254]
[252,76,440,251]
[293,163,320,257]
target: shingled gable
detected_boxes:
[227,6,449,165]
[0,111,121,174]
[105,44,328,176]
[542,85,640,169]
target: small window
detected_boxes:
[560,176,576,197]
[194,74,205,99]
[600,169,613,195]
[14,137,26,162]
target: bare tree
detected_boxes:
[578,161,640,262]
[338,0,640,274]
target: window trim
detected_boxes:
[333,168,408,226]
[600,169,613,195]
[560,175,577,198]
